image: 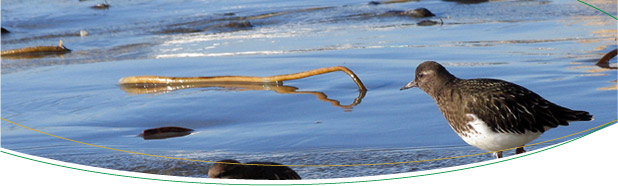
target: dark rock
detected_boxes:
[208,159,301,180]
[408,8,435,17]
[224,21,253,29]
[139,126,194,140]
[383,8,435,18]
[91,3,110,9]
[417,20,439,26]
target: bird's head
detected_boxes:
[400,61,455,95]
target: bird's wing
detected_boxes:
[461,79,572,134]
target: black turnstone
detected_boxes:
[400,61,593,158]
[208,159,301,180]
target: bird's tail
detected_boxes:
[572,110,594,121]
[560,108,594,122]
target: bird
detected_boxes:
[400,61,593,158]
[208,159,301,180]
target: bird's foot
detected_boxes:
[493,151,503,159]
[515,147,526,154]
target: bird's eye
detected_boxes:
[417,73,424,78]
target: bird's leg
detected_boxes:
[493,151,503,159]
[515,147,526,154]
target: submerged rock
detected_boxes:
[409,8,435,17]
[91,3,110,9]
[206,21,254,33]
[417,19,441,26]
[208,159,301,180]
[382,8,435,18]
[139,126,194,140]
[159,21,254,34]
[159,28,202,34]
[224,21,254,29]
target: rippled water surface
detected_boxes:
[2,0,617,179]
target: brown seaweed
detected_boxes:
[119,66,366,91]
[417,18,443,26]
[1,40,72,58]
[119,66,367,110]
[596,48,617,69]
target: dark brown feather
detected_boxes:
[409,61,593,135]
[449,78,592,134]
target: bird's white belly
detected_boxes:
[458,114,543,152]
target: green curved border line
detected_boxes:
[577,0,618,20]
[1,121,614,185]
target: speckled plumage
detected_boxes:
[401,61,593,158]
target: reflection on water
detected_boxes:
[121,82,366,111]
[569,47,617,90]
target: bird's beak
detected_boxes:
[400,80,417,90]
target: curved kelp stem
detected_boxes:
[119,66,367,110]
[596,48,618,91]
[119,66,367,91]
[596,48,617,69]
[1,40,71,59]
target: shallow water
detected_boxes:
[2,0,617,179]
